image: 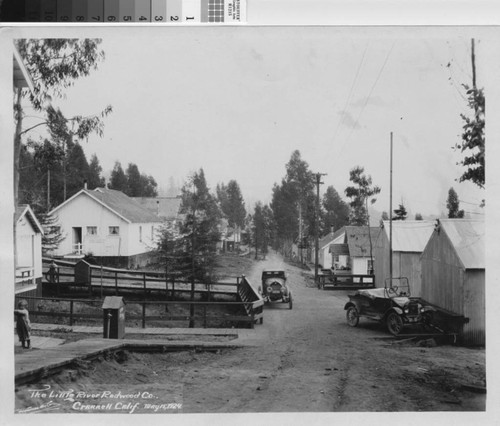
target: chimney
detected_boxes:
[330,225,334,235]
[84,179,88,190]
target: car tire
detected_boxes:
[346,306,359,327]
[386,312,404,335]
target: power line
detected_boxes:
[340,42,395,156]
[331,43,369,146]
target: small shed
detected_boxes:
[374,221,435,296]
[420,219,485,346]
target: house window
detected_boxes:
[109,226,120,235]
[367,259,374,275]
[139,226,142,242]
[87,226,97,236]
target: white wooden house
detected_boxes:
[420,219,485,346]
[15,205,43,305]
[314,228,345,269]
[48,188,162,268]
[373,221,435,296]
[329,226,380,276]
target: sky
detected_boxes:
[21,26,488,218]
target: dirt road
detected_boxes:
[15,251,486,414]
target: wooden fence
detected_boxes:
[317,271,375,290]
[15,294,263,329]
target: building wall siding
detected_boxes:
[462,270,485,346]
[421,229,485,346]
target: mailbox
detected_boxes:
[102,296,126,339]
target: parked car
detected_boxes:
[344,278,434,335]
[259,269,293,309]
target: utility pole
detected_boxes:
[389,132,393,287]
[471,38,476,90]
[314,172,327,283]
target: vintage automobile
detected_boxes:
[344,278,434,335]
[259,269,293,309]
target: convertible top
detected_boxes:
[356,288,409,306]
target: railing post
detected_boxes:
[142,302,146,329]
[115,271,118,295]
[57,266,60,296]
[143,272,147,299]
[69,300,74,326]
[203,304,207,328]
[250,304,255,329]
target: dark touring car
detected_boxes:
[344,278,435,335]
[259,269,293,309]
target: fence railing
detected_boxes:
[14,295,262,329]
[317,272,375,290]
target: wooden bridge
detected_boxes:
[28,259,264,329]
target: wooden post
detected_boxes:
[143,272,147,300]
[88,266,92,297]
[250,304,255,329]
[203,304,207,328]
[69,300,74,326]
[115,271,118,295]
[142,302,146,329]
[57,266,60,296]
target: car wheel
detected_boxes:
[386,312,404,335]
[289,293,293,310]
[346,306,359,327]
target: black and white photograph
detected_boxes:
[1,7,499,425]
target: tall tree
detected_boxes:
[345,166,380,269]
[65,141,89,198]
[217,180,246,231]
[179,169,222,283]
[31,138,65,209]
[88,154,105,189]
[321,186,350,235]
[139,174,158,197]
[271,150,315,256]
[109,161,128,192]
[126,163,142,197]
[345,166,381,226]
[14,39,112,206]
[447,187,465,218]
[252,202,273,259]
[393,204,408,221]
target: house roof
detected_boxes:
[15,205,43,234]
[318,227,346,250]
[439,219,485,269]
[132,197,182,220]
[330,244,350,256]
[13,48,34,92]
[50,188,161,224]
[381,220,435,252]
[344,226,381,257]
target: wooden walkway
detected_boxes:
[31,322,239,336]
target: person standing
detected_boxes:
[14,300,31,349]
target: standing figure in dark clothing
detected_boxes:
[14,300,31,349]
